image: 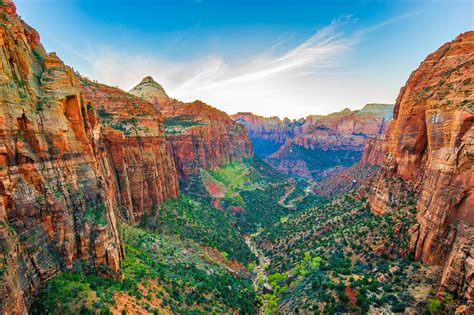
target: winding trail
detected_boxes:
[278,182,314,208]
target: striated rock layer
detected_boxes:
[0,1,178,312]
[78,79,179,223]
[231,112,305,157]
[130,78,253,182]
[368,32,474,309]
[236,104,393,179]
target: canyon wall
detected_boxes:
[369,32,474,309]
[231,112,305,157]
[79,79,179,222]
[130,78,254,182]
[0,1,178,312]
[235,104,392,179]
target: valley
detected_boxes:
[0,0,472,314]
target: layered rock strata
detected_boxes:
[234,104,393,179]
[0,1,179,312]
[368,31,474,309]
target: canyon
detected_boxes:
[0,0,472,313]
[0,1,252,312]
[130,77,253,183]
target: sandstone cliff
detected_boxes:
[231,112,305,157]
[262,104,393,179]
[78,78,179,222]
[0,1,178,312]
[130,78,254,182]
[368,32,474,310]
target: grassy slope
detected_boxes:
[146,194,256,264]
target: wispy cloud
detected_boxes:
[81,14,414,118]
[172,17,360,94]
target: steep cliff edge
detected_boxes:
[0,1,178,312]
[369,32,474,309]
[130,78,253,182]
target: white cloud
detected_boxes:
[80,16,408,118]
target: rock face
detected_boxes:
[231,112,305,157]
[129,76,169,106]
[79,79,179,223]
[130,78,253,182]
[234,104,393,179]
[0,1,177,312]
[368,32,474,307]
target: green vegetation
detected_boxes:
[257,252,322,313]
[147,195,256,264]
[426,292,455,314]
[164,115,208,134]
[84,202,108,226]
[202,158,322,234]
[97,107,150,135]
[208,161,250,192]
[253,188,434,313]
[32,223,256,314]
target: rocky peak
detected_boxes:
[129,76,169,106]
[359,103,394,120]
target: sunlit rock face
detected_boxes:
[369,31,474,310]
[0,1,178,311]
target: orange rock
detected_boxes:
[79,78,179,222]
[369,31,474,302]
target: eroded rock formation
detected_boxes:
[130,78,253,182]
[78,79,179,223]
[231,112,305,157]
[368,31,474,310]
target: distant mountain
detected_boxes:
[233,103,393,180]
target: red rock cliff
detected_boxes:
[368,32,474,308]
[130,78,254,181]
[79,79,179,223]
[0,1,178,312]
[264,104,393,179]
[231,112,305,157]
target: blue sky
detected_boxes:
[16,0,473,118]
